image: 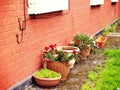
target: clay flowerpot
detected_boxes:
[47,60,70,81]
[33,75,61,87]
[95,36,108,48]
[80,45,91,59]
[81,49,90,58]
[33,69,61,87]
[57,46,80,53]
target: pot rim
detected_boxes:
[57,46,80,52]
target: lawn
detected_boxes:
[82,49,120,90]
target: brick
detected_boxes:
[3,0,16,5]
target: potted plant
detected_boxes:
[33,68,61,87]
[42,44,78,80]
[72,33,95,58]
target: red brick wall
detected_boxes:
[118,1,120,16]
[0,0,119,89]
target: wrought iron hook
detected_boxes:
[16,0,26,44]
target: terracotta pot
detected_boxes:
[47,60,70,81]
[81,49,90,58]
[33,75,61,87]
[95,36,108,48]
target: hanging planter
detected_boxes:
[33,69,61,87]
[95,36,108,48]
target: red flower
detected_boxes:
[49,45,54,49]
[49,44,57,49]
[73,50,77,54]
[44,47,49,51]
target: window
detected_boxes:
[28,0,69,15]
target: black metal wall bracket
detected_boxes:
[16,0,26,44]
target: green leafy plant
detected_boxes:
[73,33,93,45]
[102,26,112,36]
[102,23,117,36]
[88,71,97,81]
[117,18,120,26]
[34,68,61,78]
[72,33,94,50]
[55,50,74,62]
[111,23,117,32]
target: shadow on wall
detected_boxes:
[90,5,101,9]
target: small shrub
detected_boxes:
[34,69,61,78]
[72,33,94,51]
[102,26,112,36]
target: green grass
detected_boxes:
[82,49,120,90]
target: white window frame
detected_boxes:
[111,0,119,2]
[90,0,104,6]
[28,0,69,15]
